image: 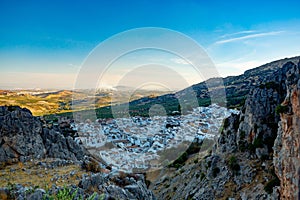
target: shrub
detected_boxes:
[228,156,240,173]
[223,118,230,128]
[253,137,263,148]
[82,159,102,173]
[264,177,280,194]
[240,131,246,140]
[186,142,202,155]
[248,143,255,153]
[259,82,278,90]
[254,124,258,133]
[260,154,269,161]
[212,167,220,177]
[56,187,77,200]
[200,172,205,180]
[169,152,188,168]
[238,141,246,152]
[207,161,212,168]
[275,104,288,114]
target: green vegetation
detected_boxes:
[43,186,99,200]
[53,187,78,200]
[168,139,213,169]
[227,96,247,109]
[248,137,264,153]
[212,167,220,177]
[196,172,206,180]
[169,152,188,169]
[238,141,246,152]
[200,172,205,180]
[223,118,230,129]
[253,137,263,148]
[264,176,280,194]
[275,104,288,114]
[259,81,279,90]
[227,156,240,173]
[240,130,246,140]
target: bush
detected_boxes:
[228,156,240,173]
[238,141,246,152]
[82,159,102,173]
[200,172,205,180]
[223,118,230,128]
[254,123,258,133]
[56,187,77,200]
[207,161,212,168]
[253,137,263,148]
[264,177,280,194]
[212,167,220,177]
[186,142,202,155]
[169,152,188,169]
[240,130,246,140]
[275,104,288,114]
[248,143,255,153]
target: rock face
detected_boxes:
[153,59,300,199]
[273,61,300,199]
[0,106,156,200]
[1,172,156,200]
[128,56,300,113]
[0,106,87,163]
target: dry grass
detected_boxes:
[0,89,170,116]
[0,159,89,188]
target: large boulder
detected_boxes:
[0,106,45,162]
[0,106,88,163]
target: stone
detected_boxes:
[27,189,45,200]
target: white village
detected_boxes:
[72,104,239,172]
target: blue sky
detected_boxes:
[1,0,300,89]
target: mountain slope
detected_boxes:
[151,58,300,199]
[88,56,300,119]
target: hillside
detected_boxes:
[150,58,300,199]
[56,56,300,119]
[0,106,155,199]
[0,89,169,116]
[0,56,300,199]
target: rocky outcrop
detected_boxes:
[0,106,87,163]
[128,56,300,113]
[0,172,156,200]
[0,106,156,199]
[153,59,300,199]
[273,60,300,199]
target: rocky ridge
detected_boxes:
[0,106,155,200]
[0,106,87,163]
[273,60,300,199]
[152,59,300,199]
[1,57,300,199]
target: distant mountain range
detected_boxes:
[0,88,170,116]
[71,56,299,119]
[1,56,299,119]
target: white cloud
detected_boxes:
[215,31,285,45]
[219,30,257,38]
